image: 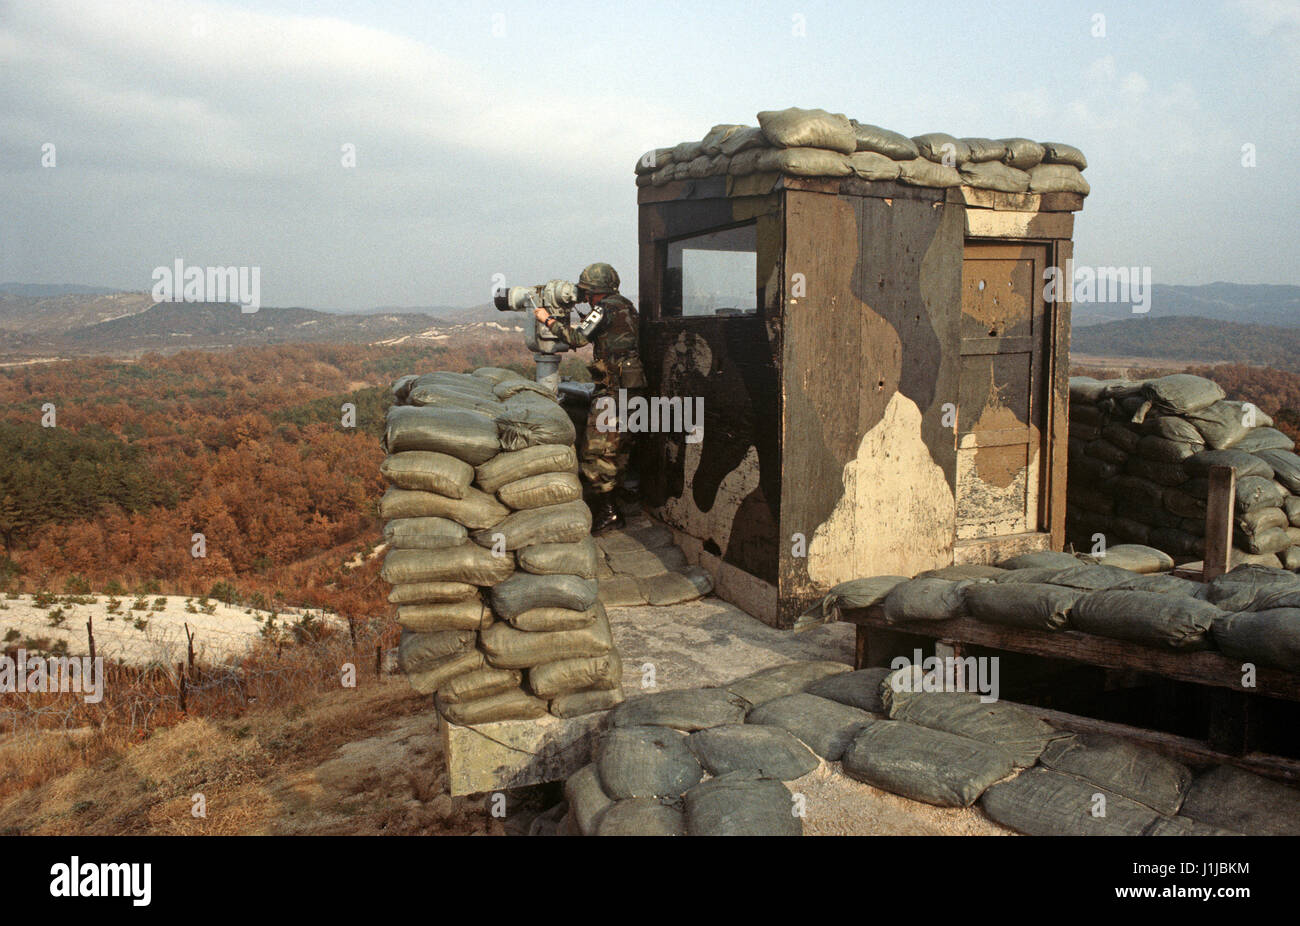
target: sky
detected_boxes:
[1,0,1298,311]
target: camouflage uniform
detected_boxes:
[544,291,645,495]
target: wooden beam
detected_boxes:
[965,210,1073,240]
[838,607,1300,701]
[1203,464,1236,581]
[1011,702,1300,784]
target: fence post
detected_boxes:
[184,622,195,676]
[1203,464,1236,582]
[177,662,187,713]
[86,616,96,665]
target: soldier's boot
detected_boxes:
[590,494,623,535]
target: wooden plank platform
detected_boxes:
[841,606,1300,701]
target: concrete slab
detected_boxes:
[441,598,855,795]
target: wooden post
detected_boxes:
[1203,465,1236,581]
[86,616,96,665]
[184,622,195,676]
[177,662,187,713]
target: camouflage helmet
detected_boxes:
[578,262,620,295]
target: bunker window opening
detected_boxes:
[662,223,759,318]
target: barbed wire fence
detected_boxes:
[0,611,400,738]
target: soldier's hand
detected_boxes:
[533,306,551,324]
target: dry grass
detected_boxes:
[0,679,504,835]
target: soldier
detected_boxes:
[533,262,645,534]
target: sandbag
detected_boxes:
[384,405,499,464]
[1234,475,1285,514]
[718,125,766,156]
[637,567,714,605]
[381,516,467,550]
[896,156,961,187]
[959,160,1030,193]
[398,628,476,674]
[1125,457,1188,486]
[596,799,687,836]
[378,486,508,529]
[881,577,973,622]
[724,661,853,709]
[803,667,893,713]
[387,581,478,605]
[796,575,908,626]
[471,500,591,550]
[841,719,1018,807]
[1038,732,1191,815]
[683,771,801,836]
[438,689,548,725]
[406,384,502,416]
[1185,448,1273,479]
[497,471,583,509]
[1026,163,1089,195]
[550,687,625,718]
[1239,525,1291,555]
[1041,141,1088,169]
[516,536,600,579]
[745,693,875,761]
[1288,497,1300,527]
[381,545,515,586]
[510,602,601,632]
[1137,434,1197,462]
[1109,573,1205,597]
[849,121,918,159]
[888,691,1061,768]
[1179,765,1300,836]
[1096,544,1174,574]
[686,724,819,780]
[528,650,622,699]
[1070,589,1225,648]
[755,146,852,177]
[479,609,611,668]
[1210,608,1300,672]
[490,572,599,620]
[402,648,483,696]
[981,767,1158,836]
[1205,564,1300,611]
[564,764,613,836]
[756,107,856,154]
[959,137,1007,163]
[472,366,526,386]
[1255,449,1300,494]
[380,451,474,497]
[597,725,702,800]
[475,444,579,495]
[964,582,1081,630]
[495,398,576,451]
[1234,427,1294,453]
[613,688,749,732]
[998,551,1081,570]
[1145,816,1243,837]
[438,666,523,704]
[1101,423,1142,453]
[848,150,901,181]
[912,133,970,165]
[396,598,489,632]
[1142,414,1205,445]
[1185,400,1254,449]
[998,137,1045,170]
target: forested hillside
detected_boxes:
[0,335,544,620]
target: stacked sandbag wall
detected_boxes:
[380,367,625,723]
[1067,374,1300,571]
[634,107,1089,195]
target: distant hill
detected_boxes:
[1072,282,1300,327]
[0,283,125,297]
[1071,315,1300,373]
[0,290,156,334]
